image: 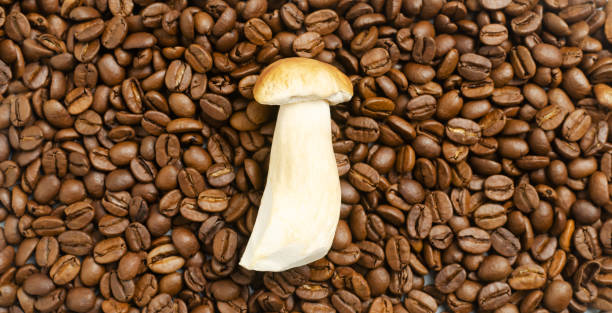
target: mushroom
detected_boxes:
[239,57,353,271]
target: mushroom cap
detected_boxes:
[253,57,353,106]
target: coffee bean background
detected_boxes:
[0,0,611,312]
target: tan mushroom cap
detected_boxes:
[253,57,353,106]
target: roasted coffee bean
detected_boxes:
[514,183,540,213]
[543,280,572,312]
[293,32,324,58]
[212,228,238,263]
[405,290,437,313]
[478,282,511,310]
[458,53,492,81]
[165,60,192,92]
[484,175,514,201]
[50,254,81,285]
[574,226,602,260]
[94,237,127,264]
[457,227,491,254]
[474,203,507,230]
[346,116,380,143]
[446,118,482,145]
[348,163,379,192]
[147,244,185,274]
[491,227,521,256]
[508,264,547,290]
[435,263,467,294]
[58,230,94,256]
[35,236,59,268]
[406,204,432,239]
[361,48,392,77]
[531,234,558,261]
[385,236,411,271]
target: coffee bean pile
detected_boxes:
[0,0,612,312]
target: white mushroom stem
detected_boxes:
[239,100,341,272]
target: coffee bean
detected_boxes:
[58,230,93,255]
[435,263,467,294]
[50,254,81,285]
[406,95,437,120]
[23,273,55,296]
[244,18,273,45]
[361,48,392,77]
[147,243,185,274]
[511,11,541,36]
[5,12,30,41]
[125,222,151,252]
[385,236,411,271]
[543,280,572,312]
[474,203,507,230]
[446,118,482,145]
[478,282,511,310]
[479,24,508,46]
[35,288,66,312]
[66,287,96,312]
[484,175,514,201]
[406,204,432,239]
[531,234,558,261]
[562,108,592,141]
[348,163,379,192]
[165,60,192,92]
[33,235,58,268]
[405,290,437,313]
[457,227,491,254]
[458,53,492,81]
[510,45,536,79]
[508,264,547,290]
[574,226,602,260]
[293,31,324,58]
[346,116,380,143]
[491,227,521,257]
[94,237,127,264]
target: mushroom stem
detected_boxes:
[239,100,341,272]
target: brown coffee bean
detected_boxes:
[510,45,536,80]
[212,228,238,263]
[346,116,380,143]
[458,53,492,81]
[405,290,437,313]
[50,254,81,285]
[94,237,127,264]
[293,32,324,58]
[435,263,467,294]
[406,204,432,239]
[474,203,507,230]
[531,234,558,261]
[457,227,490,254]
[446,118,482,145]
[348,163,379,192]
[508,264,547,290]
[574,226,602,260]
[385,236,411,271]
[484,175,514,201]
[478,282,511,310]
[491,227,521,257]
[23,273,55,296]
[361,48,392,77]
[147,243,185,274]
[35,236,59,268]
[165,60,192,92]
[58,230,94,256]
